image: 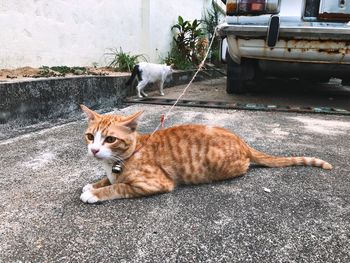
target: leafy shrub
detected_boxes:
[163,42,195,70]
[164,16,207,70]
[39,66,87,77]
[201,0,224,64]
[105,47,147,72]
[50,66,87,75]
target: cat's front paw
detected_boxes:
[80,190,100,204]
[82,183,94,193]
[160,92,165,96]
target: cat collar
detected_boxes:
[112,161,123,174]
[112,144,143,174]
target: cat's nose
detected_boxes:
[91,149,99,156]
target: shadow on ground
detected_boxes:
[146,77,350,111]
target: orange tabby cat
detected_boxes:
[80,105,332,204]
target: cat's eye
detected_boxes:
[105,136,117,144]
[86,133,94,141]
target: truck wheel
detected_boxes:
[226,55,255,94]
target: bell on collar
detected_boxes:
[112,162,123,174]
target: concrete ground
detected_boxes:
[1,79,350,262]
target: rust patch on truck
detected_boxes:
[283,39,350,55]
[236,36,350,63]
[317,48,348,55]
[318,12,350,22]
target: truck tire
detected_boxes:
[226,55,255,94]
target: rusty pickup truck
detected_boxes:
[218,0,350,93]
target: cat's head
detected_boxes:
[166,64,175,74]
[80,105,143,161]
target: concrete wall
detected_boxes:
[0,0,211,68]
[0,69,223,140]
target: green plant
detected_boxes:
[39,66,50,77]
[171,16,204,65]
[48,66,87,75]
[163,42,195,70]
[38,66,88,77]
[105,48,147,72]
[50,66,72,75]
[202,1,224,40]
[201,0,225,63]
[163,15,207,69]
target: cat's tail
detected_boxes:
[249,147,332,170]
[125,64,141,86]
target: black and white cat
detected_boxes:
[126,62,173,98]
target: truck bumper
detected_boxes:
[218,17,350,64]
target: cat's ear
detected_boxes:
[80,105,100,121]
[119,111,144,132]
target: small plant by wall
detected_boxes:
[201,0,224,64]
[105,48,147,72]
[164,4,223,70]
[164,16,207,70]
[39,66,88,77]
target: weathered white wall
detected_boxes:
[0,0,210,68]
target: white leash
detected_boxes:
[150,27,218,136]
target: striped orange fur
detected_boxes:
[79,105,332,204]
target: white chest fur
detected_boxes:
[102,161,116,184]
